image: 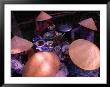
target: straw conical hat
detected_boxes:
[22,52,60,77]
[36,11,52,21]
[78,18,97,31]
[11,36,33,54]
[69,39,100,70]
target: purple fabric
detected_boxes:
[11,59,23,74]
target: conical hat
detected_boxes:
[78,18,97,31]
[36,11,52,21]
[22,52,60,77]
[11,36,33,54]
[69,39,100,70]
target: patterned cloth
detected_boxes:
[11,54,25,76]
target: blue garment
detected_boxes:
[71,27,94,42]
[64,58,99,77]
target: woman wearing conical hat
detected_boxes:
[67,39,100,76]
[35,11,54,36]
[11,36,33,76]
[71,17,98,42]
